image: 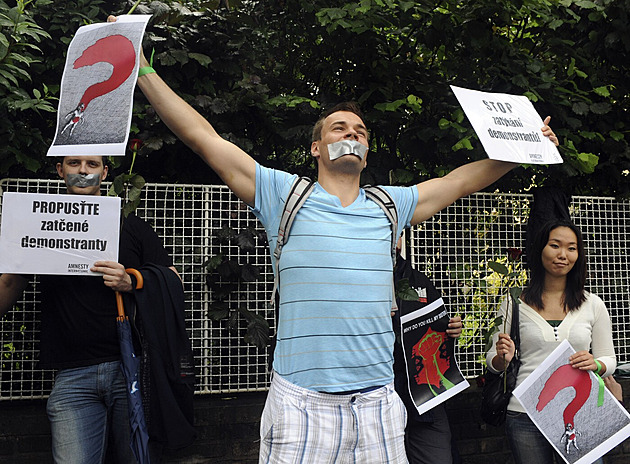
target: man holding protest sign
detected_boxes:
[117,13,560,463]
[0,155,177,463]
[393,239,464,464]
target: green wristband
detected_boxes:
[138,66,156,77]
[594,359,603,374]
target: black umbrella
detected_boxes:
[116,268,151,464]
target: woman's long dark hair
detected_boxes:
[521,219,587,312]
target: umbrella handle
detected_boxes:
[115,269,144,319]
[126,268,144,290]
[116,291,126,319]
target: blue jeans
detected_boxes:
[506,411,603,464]
[46,361,136,464]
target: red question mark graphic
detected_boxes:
[61,34,136,136]
[536,364,592,437]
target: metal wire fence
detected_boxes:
[409,193,630,378]
[1,178,628,399]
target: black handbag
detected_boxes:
[480,297,521,426]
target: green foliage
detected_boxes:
[481,257,523,352]
[2,0,629,194]
[206,225,270,349]
[0,0,53,175]
[107,172,146,217]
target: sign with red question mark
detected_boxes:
[513,340,630,464]
[47,15,151,157]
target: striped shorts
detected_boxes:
[259,372,408,464]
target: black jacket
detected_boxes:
[393,255,445,423]
[127,263,197,451]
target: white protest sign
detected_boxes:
[47,14,151,157]
[513,340,630,464]
[451,85,563,165]
[0,193,120,275]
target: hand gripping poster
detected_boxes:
[400,298,469,415]
[47,15,151,157]
[513,340,630,464]
[451,85,563,165]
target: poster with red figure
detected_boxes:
[513,340,630,464]
[47,15,151,157]
[400,297,469,416]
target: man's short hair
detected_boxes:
[311,102,367,142]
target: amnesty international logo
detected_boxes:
[67,263,90,273]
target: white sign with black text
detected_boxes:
[0,192,120,275]
[451,85,563,165]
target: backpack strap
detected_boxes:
[364,185,399,313]
[270,176,316,303]
[364,185,398,267]
[273,176,316,262]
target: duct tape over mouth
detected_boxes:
[65,173,101,188]
[327,140,368,161]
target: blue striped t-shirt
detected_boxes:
[251,163,418,392]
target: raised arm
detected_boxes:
[0,274,29,317]
[412,158,516,225]
[411,116,559,225]
[112,15,257,205]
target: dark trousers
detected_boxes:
[405,404,460,464]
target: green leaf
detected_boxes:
[122,199,139,218]
[590,102,611,115]
[395,278,419,301]
[374,99,406,112]
[130,174,145,189]
[509,287,522,301]
[610,131,624,142]
[235,229,256,252]
[188,52,212,67]
[593,86,610,97]
[217,259,241,279]
[488,261,509,275]
[216,225,236,244]
[452,137,473,151]
[389,168,414,185]
[240,263,260,282]
[572,102,590,115]
[128,186,142,202]
[111,175,125,195]
[243,313,270,349]
[205,254,224,272]
[575,152,599,173]
[523,91,539,102]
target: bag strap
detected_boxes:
[273,176,316,263]
[364,185,398,268]
[270,176,316,304]
[509,296,520,359]
[363,185,399,313]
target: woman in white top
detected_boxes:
[487,219,616,464]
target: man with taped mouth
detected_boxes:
[0,155,177,463]
[127,17,560,459]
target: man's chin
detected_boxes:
[332,154,363,162]
[330,155,364,174]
